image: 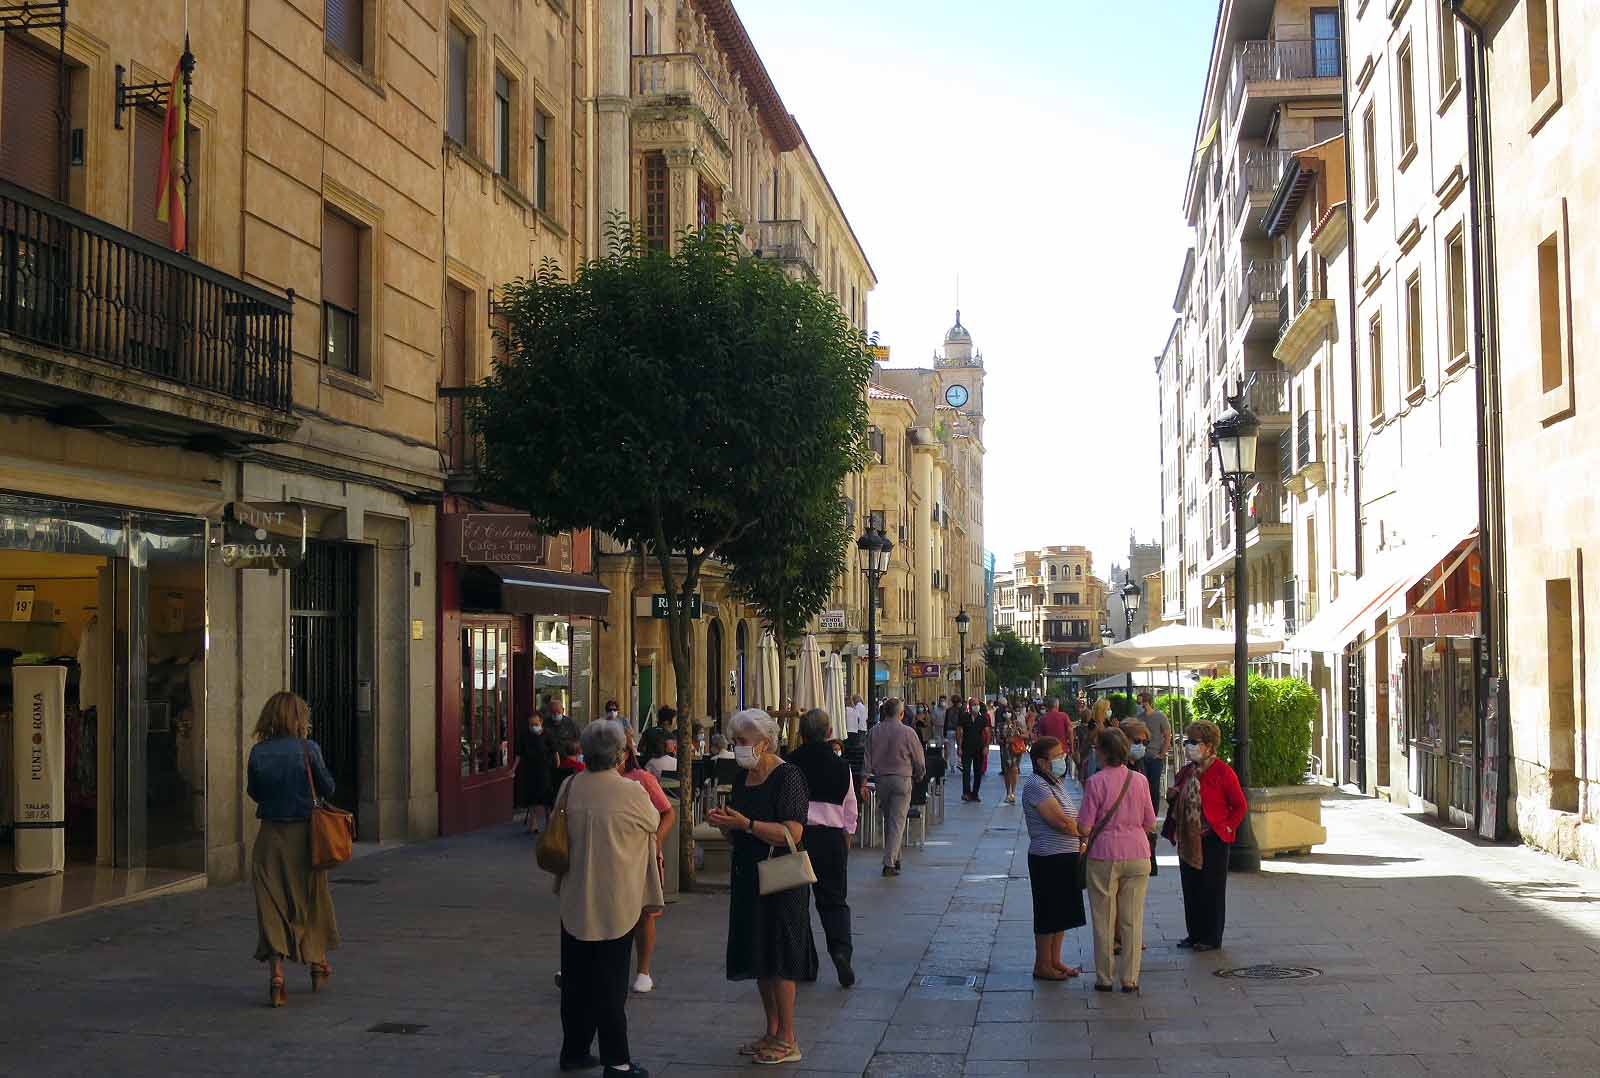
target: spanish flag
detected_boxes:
[155,55,187,252]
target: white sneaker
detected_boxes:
[632,973,654,993]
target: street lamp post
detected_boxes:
[991,640,1006,697]
[1122,581,1142,707]
[1098,625,1115,704]
[1210,392,1262,872]
[955,608,971,709]
[856,527,894,728]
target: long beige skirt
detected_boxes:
[252,820,341,963]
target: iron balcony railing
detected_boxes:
[1232,148,1288,224]
[1296,409,1321,472]
[1278,427,1294,482]
[1236,258,1284,326]
[755,219,818,279]
[1245,369,1290,416]
[438,385,484,486]
[0,179,293,411]
[632,53,729,144]
[1229,39,1344,120]
[1248,475,1286,530]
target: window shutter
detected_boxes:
[325,0,364,64]
[1,35,64,198]
[443,283,468,388]
[321,209,360,312]
[131,109,166,244]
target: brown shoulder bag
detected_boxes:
[304,742,355,870]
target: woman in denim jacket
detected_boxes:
[247,691,339,1007]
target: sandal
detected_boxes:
[739,1035,776,1056]
[1032,967,1068,981]
[753,1040,802,1065]
[310,962,332,992]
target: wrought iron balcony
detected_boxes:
[1243,369,1290,421]
[1235,258,1284,333]
[0,179,293,419]
[755,219,818,280]
[1228,39,1344,125]
[1232,148,1288,228]
[438,385,484,493]
[631,53,729,146]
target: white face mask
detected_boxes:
[734,744,761,769]
[605,709,618,718]
[1129,743,1147,762]
[1049,757,1068,779]
[1185,744,1206,763]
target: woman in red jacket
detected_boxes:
[1163,720,1247,951]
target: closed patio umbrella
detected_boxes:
[825,650,846,738]
[794,633,824,714]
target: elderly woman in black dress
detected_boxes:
[706,708,811,1067]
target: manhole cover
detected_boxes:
[368,1022,429,1034]
[1214,965,1321,981]
[919,974,979,989]
[332,877,379,886]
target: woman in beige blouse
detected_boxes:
[555,719,662,1078]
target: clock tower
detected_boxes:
[935,310,985,441]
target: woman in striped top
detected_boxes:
[1021,736,1085,980]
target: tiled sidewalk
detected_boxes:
[1,776,1598,1077]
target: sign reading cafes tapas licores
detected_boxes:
[442,513,572,570]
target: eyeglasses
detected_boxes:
[1133,739,1149,746]
[1182,738,1200,747]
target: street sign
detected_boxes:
[650,593,702,619]
[221,501,306,570]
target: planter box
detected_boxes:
[1247,784,1327,857]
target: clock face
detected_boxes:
[945,383,970,409]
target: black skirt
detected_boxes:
[1028,852,1086,935]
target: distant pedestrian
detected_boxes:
[1136,692,1173,804]
[791,708,858,988]
[1035,697,1075,770]
[706,709,812,1067]
[247,691,339,1008]
[515,711,555,833]
[958,703,991,802]
[865,698,926,876]
[999,709,1028,804]
[1080,699,1111,780]
[547,696,579,748]
[554,719,661,1077]
[1078,727,1157,993]
[1164,720,1247,953]
[844,694,869,788]
[1022,736,1085,980]
[621,732,676,994]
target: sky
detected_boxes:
[737,0,1220,579]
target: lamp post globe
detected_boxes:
[1121,581,1142,703]
[1209,394,1263,872]
[955,607,970,708]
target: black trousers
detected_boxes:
[803,825,851,971]
[1179,833,1229,947]
[560,925,634,1067]
[1141,755,1165,874]
[962,754,984,798]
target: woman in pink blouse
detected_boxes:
[1076,726,1158,993]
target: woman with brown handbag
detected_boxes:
[245,691,340,1008]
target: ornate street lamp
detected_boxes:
[1210,392,1262,872]
[954,607,971,708]
[857,527,893,727]
[992,640,1005,696]
[1122,580,1142,704]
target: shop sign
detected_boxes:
[818,610,847,632]
[908,661,942,679]
[443,513,571,568]
[650,593,702,619]
[221,502,306,570]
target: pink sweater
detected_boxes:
[1078,765,1157,861]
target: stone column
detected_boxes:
[594,0,632,231]
[665,148,698,251]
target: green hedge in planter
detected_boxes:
[1153,694,1191,728]
[1191,675,1314,787]
[1107,693,1136,719]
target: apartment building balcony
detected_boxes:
[1234,258,1283,340]
[438,385,484,493]
[1227,39,1343,137]
[1284,409,1326,493]
[0,180,296,447]
[1273,272,1336,367]
[755,220,818,281]
[1243,369,1289,434]
[1244,473,1290,553]
[631,53,731,155]
[1231,148,1287,238]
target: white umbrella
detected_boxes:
[756,631,781,712]
[1078,624,1284,675]
[794,634,824,714]
[825,651,846,737]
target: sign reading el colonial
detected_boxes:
[441,513,572,570]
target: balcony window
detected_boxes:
[1312,9,1342,78]
[1,35,65,200]
[643,151,668,250]
[322,207,363,375]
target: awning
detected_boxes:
[1287,526,1477,654]
[462,565,610,618]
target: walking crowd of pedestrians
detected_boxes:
[239,682,1244,1075]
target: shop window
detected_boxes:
[461,622,511,776]
[643,151,668,250]
[1545,578,1579,811]
[322,207,364,375]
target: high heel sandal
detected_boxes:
[269,975,287,1008]
[310,962,332,992]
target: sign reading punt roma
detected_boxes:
[442,513,572,570]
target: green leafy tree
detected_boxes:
[474,220,873,886]
[983,630,1042,693]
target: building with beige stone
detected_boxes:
[1007,546,1108,691]
[0,0,598,908]
[587,0,875,734]
[1458,0,1600,867]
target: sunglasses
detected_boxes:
[1182,738,1201,747]
[1133,739,1149,746]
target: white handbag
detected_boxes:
[757,828,818,896]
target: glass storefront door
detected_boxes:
[1406,634,1480,825]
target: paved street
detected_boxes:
[4,782,1600,1078]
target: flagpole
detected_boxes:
[179,31,195,255]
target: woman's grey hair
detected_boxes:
[709,732,727,753]
[799,708,832,744]
[728,708,779,747]
[579,719,627,771]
